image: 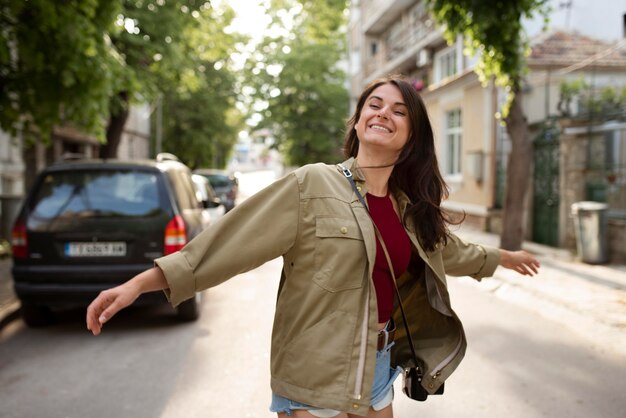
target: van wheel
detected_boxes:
[21,304,54,327]
[176,293,201,322]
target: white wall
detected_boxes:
[117,103,151,160]
[0,130,24,195]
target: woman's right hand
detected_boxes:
[86,266,169,336]
[86,282,141,336]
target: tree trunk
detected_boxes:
[100,91,129,159]
[500,91,532,250]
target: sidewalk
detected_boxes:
[453,225,626,356]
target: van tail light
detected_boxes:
[164,215,187,255]
[11,221,28,258]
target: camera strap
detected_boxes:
[337,164,423,376]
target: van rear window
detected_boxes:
[30,170,164,219]
[205,174,232,188]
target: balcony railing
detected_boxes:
[385,13,435,62]
[363,26,441,81]
[362,0,415,35]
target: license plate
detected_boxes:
[65,242,127,257]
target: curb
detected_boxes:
[0,255,20,329]
[0,300,21,329]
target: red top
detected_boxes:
[366,192,411,323]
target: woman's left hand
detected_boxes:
[499,249,540,276]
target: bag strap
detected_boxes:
[337,164,423,375]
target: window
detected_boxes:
[385,22,403,60]
[409,2,430,42]
[168,169,198,210]
[445,109,462,176]
[370,41,377,56]
[436,47,457,82]
[30,170,164,219]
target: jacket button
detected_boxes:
[428,383,434,389]
[340,227,348,234]
[356,186,362,192]
[352,403,359,409]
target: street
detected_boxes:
[0,170,625,418]
[1,257,625,417]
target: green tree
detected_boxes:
[245,0,349,166]
[100,0,209,158]
[427,0,549,250]
[162,84,242,169]
[160,4,244,168]
[0,0,122,141]
[0,0,224,160]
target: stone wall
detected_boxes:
[559,119,588,250]
[608,219,626,263]
[559,118,626,263]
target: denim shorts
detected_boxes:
[270,340,403,417]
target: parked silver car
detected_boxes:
[193,169,239,212]
[191,174,226,224]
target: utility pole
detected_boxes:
[155,94,163,156]
[559,0,573,30]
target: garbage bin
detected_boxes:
[571,201,609,264]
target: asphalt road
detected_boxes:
[1,257,625,418]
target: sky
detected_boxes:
[525,0,626,41]
[218,0,270,41]
[211,1,276,135]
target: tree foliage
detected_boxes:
[428,0,549,113]
[559,78,626,120]
[0,0,123,141]
[426,0,550,250]
[161,4,244,169]
[1,0,242,163]
[245,0,349,166]
[100,0,211,157]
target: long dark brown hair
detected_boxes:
[343,75,455,251]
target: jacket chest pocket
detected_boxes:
[313,217,366,292]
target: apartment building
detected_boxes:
[349,0,500,230]
[349,0,626,244]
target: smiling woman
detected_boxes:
[86,75,540,418]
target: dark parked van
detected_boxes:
[11,154,214,326]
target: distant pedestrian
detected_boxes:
[87,75,540,418]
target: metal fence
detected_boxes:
[584,122,626,219]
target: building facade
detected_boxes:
[349,0,502,229]
[348,0,626,259]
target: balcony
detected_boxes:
[363,25,443,83]
[362,0,415,35]
[385,15,437,62]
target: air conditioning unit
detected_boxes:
[416,49,431,67]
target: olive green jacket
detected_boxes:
[155,158,500,416]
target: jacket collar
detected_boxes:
[393,187,411,219]
[341,157,413,217]
[342,157,365,182]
